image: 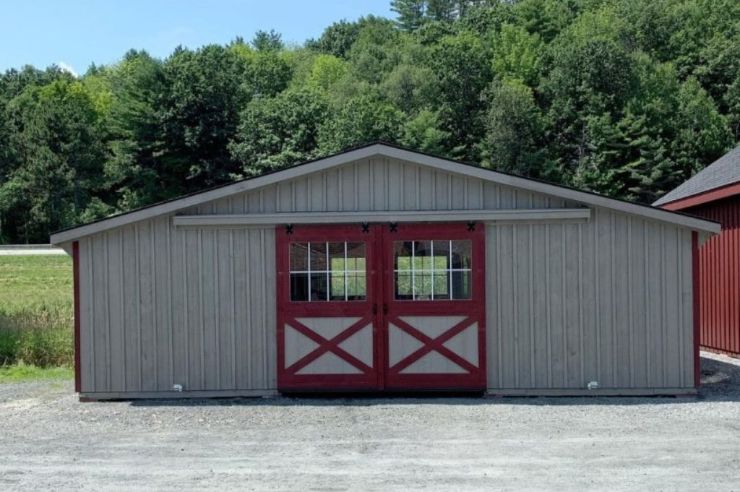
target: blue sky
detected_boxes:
[0,0,393,74]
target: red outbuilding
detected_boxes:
[656,146,740,357]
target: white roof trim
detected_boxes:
[50,143,720,244]
[172,208,591,227]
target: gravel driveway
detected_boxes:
[1,352,739,491]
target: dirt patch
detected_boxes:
[1,353,739,490]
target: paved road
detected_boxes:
[0,247,65,255]
[1,352,739,491]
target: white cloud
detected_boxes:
[57,61,78,77]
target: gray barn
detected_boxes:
[50,143,719,399]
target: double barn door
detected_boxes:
[276,223,486,392]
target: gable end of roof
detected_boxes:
[50,142,721,244]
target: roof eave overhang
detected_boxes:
[658,181,740,212]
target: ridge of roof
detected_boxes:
[654,146,740,206]
[50,141,720,244]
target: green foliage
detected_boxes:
[424,30,491,160]
[0,255,73,367]
[491,24,542,86]
[0,0,738,243]
[401,109,451,155]
[157,44,250,189]
[230,87,330,175]
[252,30,284,52]
[481,79,547,176]
[307,54,348,91]
[0,363,73,383]
[318,95,406,152]
[391,1,485,31]
[1,78,107,242]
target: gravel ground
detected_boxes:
[1,352,739,491]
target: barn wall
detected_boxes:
[486,209,695,391]
[686,196,740,356]
[77,221,277,395]
[75,155,696,396]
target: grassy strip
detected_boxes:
[0,363,73,383]
[0,255,74,367]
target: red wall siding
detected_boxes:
[687,196,740,356]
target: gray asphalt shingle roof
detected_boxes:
[654,146,740,206]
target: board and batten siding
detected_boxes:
[182,156,581,215]
[486,209,695,392]
[77,219,277,395]
[74,155,695,396]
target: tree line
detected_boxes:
[0,0,737,243]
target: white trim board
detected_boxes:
[50,144,720,243]
[172,209,591,227]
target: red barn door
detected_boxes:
[382,223,486,390]
[276,222,486,392]
[276,225,382,391]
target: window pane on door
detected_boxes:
[289,241,367,302]
[310,272,328,302]
[451,271,471,299]
[451,240,472,269]
[290,243,308,271]
[346,273,367,300]
[395,272,413,300]
[394,241,413,270]
[393,239,472,301]
[347,242,366,271]
[310,242,327,271]
[433,270,450,299]
[290,273,309,301]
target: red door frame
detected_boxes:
[276,224,383,391]
[381,223,487,390]
[275,222,486,392]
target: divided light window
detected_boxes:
[394,240,472,301]
[290,242,367,302]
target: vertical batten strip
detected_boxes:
[660,224,667,387]
[182,231,190,389]
[593,209,601,383]
[166,219,174,388]
[512,225,519,387]
[545,223,552,387]
[198,229,205,388]
[135,225,142,391]
[561,224,567,387]
[260,229,269,386]
[246,229,255,387]
[150,224,158,389]
[578,224,584,385]
[230,231,237,388]
[610,214,617,386]
[528,223,535,388]
[104,234,111,391]
[676,228,684,387]
[627,218,634,388]
[213,231,221,388]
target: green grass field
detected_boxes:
[0,255,74,370]
[0,362,73,383]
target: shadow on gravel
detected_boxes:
[129,355,740,408]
